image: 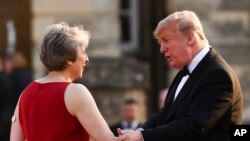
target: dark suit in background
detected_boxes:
[110,98,142,136]
[0,69,14,141]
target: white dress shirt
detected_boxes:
[174,46,210,100]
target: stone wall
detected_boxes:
[166,0,250,123]
[32,0,121,78]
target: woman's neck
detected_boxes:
[41,71,73,83]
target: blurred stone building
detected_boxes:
[0,0,249,124]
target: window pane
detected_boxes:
[120,0,130,9]
[120,15,130,42]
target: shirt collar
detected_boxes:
[187,45,210,73]
[121,121,140,129]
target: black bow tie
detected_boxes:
[181,67,190,76]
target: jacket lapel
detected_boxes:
[165,74,197,120]
[165,48,216,121]
[163,72,183,106]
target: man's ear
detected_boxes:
[187,33,196,46]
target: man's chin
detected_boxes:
[169,64,180,69]
[168,62,175,68]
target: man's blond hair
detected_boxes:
[154,10,208,43]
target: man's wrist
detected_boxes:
[136,128,144,141]
[139,131,144,141]
[136,128,144,132]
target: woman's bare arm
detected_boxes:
[65,83,116,141]
[10,100,25,141]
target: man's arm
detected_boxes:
[141,68,233,141]
[142,110,161,129]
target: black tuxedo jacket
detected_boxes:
[110,122,142,136]
[141,48,243,141]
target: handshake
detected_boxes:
[114,128,144,141]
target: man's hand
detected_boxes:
[117,128,143,141]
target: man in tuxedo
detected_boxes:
[117,10,243,141]
[110,98,142,136]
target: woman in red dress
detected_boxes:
[10,22,116,141]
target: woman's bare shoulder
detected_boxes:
[66,83,90,95]
[65,83,93,104]
[64,83,94,116]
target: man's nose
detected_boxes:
[160,45,166,53]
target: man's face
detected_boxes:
[121,104,140,123]
[157,22,192,69]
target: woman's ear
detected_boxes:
[187,33,196,46]
[66,60,74,66]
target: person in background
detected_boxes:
[0,54,14,141]
[3,54,13,74]
[158,88,168,109]
[117,10,243,141]
[9,51,33,104]
[110,98,142,136]
[10,22,116,141]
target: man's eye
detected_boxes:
[163,39,170,43]
[157,38,170,45]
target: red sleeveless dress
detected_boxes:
[19,82,90,141]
